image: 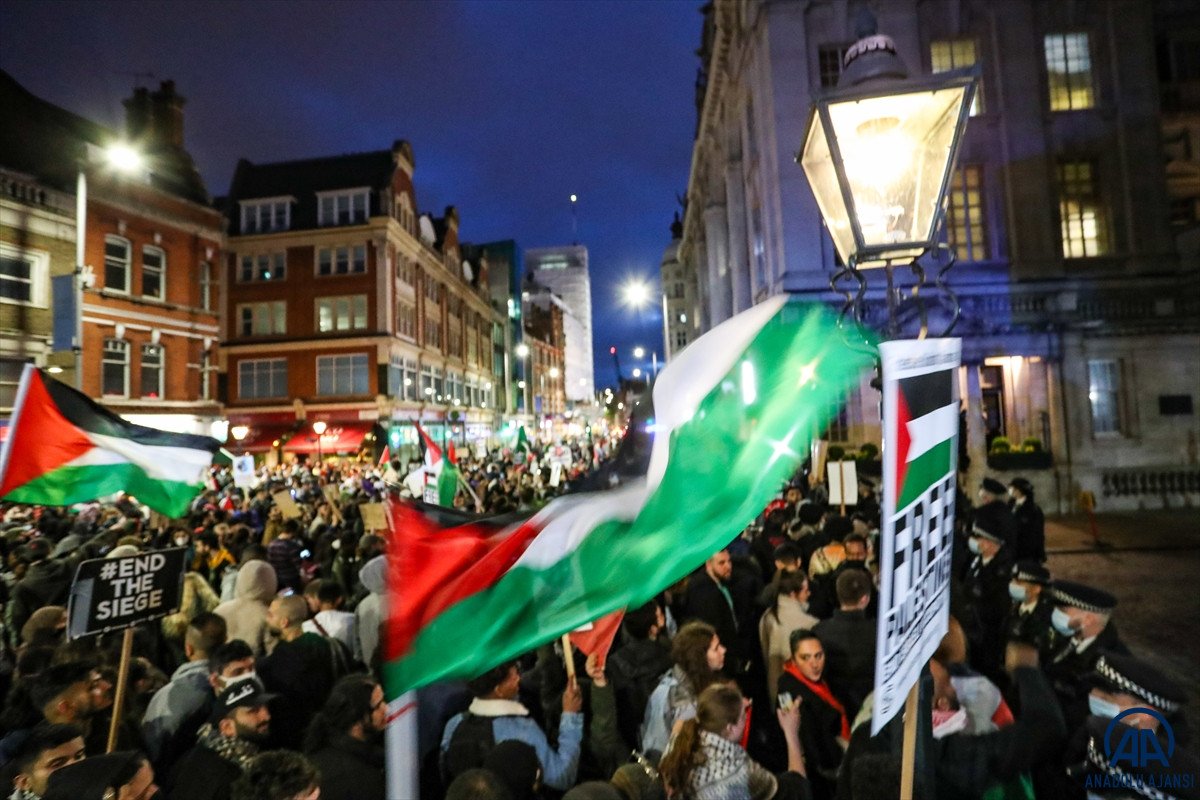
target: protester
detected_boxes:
[607,601,673,749]
[141,612,227,763]
[812,569,876,716]
[229,750,321,800]
[758,570,817,705]
[42,750,157,800]
[213,560,277,657]
[776,630,846,800]
[640,621,726,757]
[3,722,84,800]
[304,674,387,800]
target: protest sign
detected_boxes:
[872,339,961,735]
[323,483,341,504]
[272,490,302,519]
[67,548,189,639]
[360,502,389,530]
[826,460,858,511]
[232,455,256,488]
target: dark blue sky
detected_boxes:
[0,0,701,387]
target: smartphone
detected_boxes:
[300,549,312,559]
[778,691,793,711]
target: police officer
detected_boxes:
[1008,477,1046,563]
[1006,560,1054,656]
[1086,652,1190,749]
[1044,581,1129,732]
[1067,713,1199,799]
[960,504,1014,682]
[976,477,1018,550]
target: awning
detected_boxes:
[230,425,297,454]
[283,422,374,455]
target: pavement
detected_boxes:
[1044,509,1200,742]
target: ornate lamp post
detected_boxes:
[312,420,327,463]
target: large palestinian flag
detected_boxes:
[383,298,875,696]
[0,366,220,517]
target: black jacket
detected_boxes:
[683,572,744,666]
[934,667,1066,800]
[607,638,672,748]
[1044,622,1129,732]
[960,548,1015,680]
[163,742,242,800]
[1011,499,1046,562]
[10,560,73,635]
[812,609,876,717]
[778,671,845,800]
[309,733,387,800]
[258,632,345,749]
[1005,595,1054,655]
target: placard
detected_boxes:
[826,460,858,506]
[360,502,388,531]
[272,491,302,519]
[871,339,961,734]
[232,455,257,489]
[67,548,189,639]
[323,484,341,504]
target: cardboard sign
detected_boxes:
[67,548,189,639]
[360,502,388,530]
[871,338,961,734]
[826,460,858,506]
[272,491,302,519]
[323,484,341,505]
[233,455,257,489]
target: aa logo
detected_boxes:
[1105,708,1175,768]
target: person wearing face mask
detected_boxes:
[1084,653,1189,745]
[1067,714,1200,800]
[959,506,1014,684]
[1005,561,1054,657]
[1044,581,1129,733]
[304,675,387,800]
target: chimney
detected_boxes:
[123,86,152,141]
[124,80,186,148]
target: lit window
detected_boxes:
[237,301,287,336]
[142,245,165,300]
[316,295,368,332]
[1088,359,1122,436]
[931,38,983,114]
[102,338,129,396]
[140,343,163,398]
[1045,33,1094,111]
[945,165,989,262]
[105,236,130,293]
[1058,160,1109,258]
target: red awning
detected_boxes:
[230,425,296,453]
[283,422,373,454]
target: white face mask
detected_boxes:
[174,537,189,547]
[1088,694,1121,720]
[967,537,982,555]
[1009,582,1027,602]
[1051,607,1076,637]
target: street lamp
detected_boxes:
[798,14,976,338]
[230,425,249,453]
[312,420,327,463]
[74,142,144,388]
[632,346,645,359]
[620,278,651,309]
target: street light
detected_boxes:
[312,420,327,463]
[230,425,249,453]
[798,13,976,337]
[620,278,651,309]
[74,142,144,388]
[515,343,530,358]
[632,346,645,359]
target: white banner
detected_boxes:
[232,455,256,488]
[871,338,961,734]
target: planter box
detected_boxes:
[987,451,1053,470]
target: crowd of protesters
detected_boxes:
[1,428,1194,800]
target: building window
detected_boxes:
[945,165,989,262]
[0,245,48,307]
[241,198,291,233]
[395,255,414,285]
[102,338,129,396]
[425,317,442,349]
[317,245,367,276]
[397,301,416,339]
[199,262,213,311]
[141,245,165,300]
[316,295,368,332]
[818,44,849,88]
[930,38,983,114]
[674,331,688,350]
[239,253,286,282]
[1087,359,1123,436]
[387,356,419,401]
[200,349,212,400]
[317,190,370,227]
[238,358,287,399]
[1058,160,1109,258]
[1045,33,1094,111]
[140,343,163,398]
[237,301,287,336]
[104,236,130,293]
[317,353,370,396]
[0,357,31,407]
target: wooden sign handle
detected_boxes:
[561,633,576,682]
[899,681,919,800]
[106,627,135,753]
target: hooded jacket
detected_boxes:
[355,555,387,666]
[10,560,72,637]
[214,560,277,655]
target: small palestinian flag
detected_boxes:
[383,298,875,696]
[887,347,960,511]
[514,425,530,455]
[0,366,220,517]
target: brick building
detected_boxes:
[220,142,501,462]
[0,72,224,437]
[523,294,566,435]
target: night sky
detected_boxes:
[0,0,702,388]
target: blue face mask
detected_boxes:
[1009,582,1027,602]
[967,537,982,555]
[1051,607,1075,637]
[1089,694,1121,719]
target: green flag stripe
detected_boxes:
[3,462,203,519]
[897,438,953,511]
[386,303,873,696]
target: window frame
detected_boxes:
[316,353,371,397]
[930,37,984,115]
[240,197,292,234]
[236,301,287,337]
[104,235,131,294]
[1087,359,1124,437]
[1057,158,1109,258]
[140,343,164,399]
[316,188,371,227]
[1044,32,1096,112]
[0,357,32,408]
[945,164,990,262]
[315,294,369,333]
[141,244,166,301]
[0,243,49,308]
[238,252,286,283]
[316,244,368,277]
[102,338,130,397]
[237,357,288,400]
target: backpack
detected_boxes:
[639,670,679,758]
[442,714,497,782]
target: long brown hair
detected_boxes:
[671,621,722,694]
[658,684,745,795]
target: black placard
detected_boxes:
[66,548,189,639]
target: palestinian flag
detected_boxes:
[383,297,874,696]
[888,350,960,511]
[514,425,530,456]
[0,366,220,518]
[436,441,459,507]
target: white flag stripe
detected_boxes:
[512,482,648,570]
[905,403,958,464]
[65,432,213,485]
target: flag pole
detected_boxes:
[106,627,135,752]
[838,460,847,516]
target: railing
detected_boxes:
[1100,467,1200,498]
[0,171,73,215]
